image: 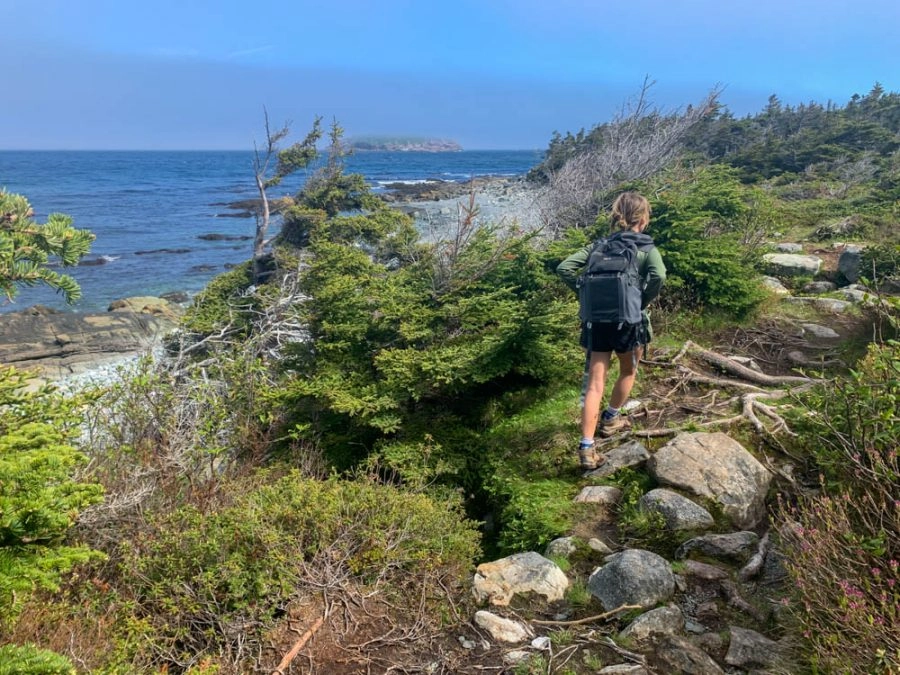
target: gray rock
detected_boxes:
[473,552,569,606]
[693,632,726,658]
[775,242,803,253]
[574,485,623,505]
[724,626,780,669]
[839,287,870,302]
[685,620,707,634]
[648,635,725,674]
[502,650,531,665]
[639,489,715,531]
[598,666,646,675]
[586,441,650,478]
[648,432,772,529]
[675,531,759,563]
[474,610,532,643]
[599,665,648,674]
[762,253,822,277]
[802,280,837,294]
[814,297,852,313]
[588,549,675,611]
[588,538,614,555]
[545,536,578,558]
[620,605,685,643]
[800,323,840,339]
[761,276,790,296]
[839,245,864,282]
[682,560,730,581]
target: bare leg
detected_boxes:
[608,345,643,410]
[581,350,612,440]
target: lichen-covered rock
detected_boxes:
[473,552,568,606]
[586,441,650,478]
[648,432,771,529]
[474,611,532,643]
[761,276,790,295]
[574,485,623,505]
[620,605,685,643]
[762,253,822,277]
[648,635,725,674]
[675,532,759,563]
[724,626,781,669]
[800,323,840,339]
[545,536,578,558]
[639,489,715,531]
[588,549,674,611]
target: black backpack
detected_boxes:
[577,235,650,326]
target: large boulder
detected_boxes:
[473,552,568,606]
[838,244,864,282]
[648,432,772,529]
[762,253,822,277]
[588,549,675,611]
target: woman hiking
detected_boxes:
[556,191,666,470]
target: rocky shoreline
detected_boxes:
[0,297,182,385]
[380,176,547,236]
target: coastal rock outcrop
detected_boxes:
[0,299,181,380]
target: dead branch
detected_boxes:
[532,603,642,626]
[599,636,650,666]
[271,615,324,674]
[738,531,771,582]
[720,579,768,623]
[681,341,813,385]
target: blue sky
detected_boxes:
[1,0,897,150]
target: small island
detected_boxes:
[349,135,462,152]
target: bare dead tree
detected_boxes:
[251,110,322,284]
[540,78,722,232]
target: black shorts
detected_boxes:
[580,322,647,353]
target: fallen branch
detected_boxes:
[272,616,324,675]
[684,341,813,386]
[532,603,641,626]
[738,531,771,582]
[720,579,768,623]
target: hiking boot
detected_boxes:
[598,414,631,437]
[578,443,604,470]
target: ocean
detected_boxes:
[0,150,543,313]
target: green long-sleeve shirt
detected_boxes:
[556,243,667,310]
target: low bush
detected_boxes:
[114,471,480,670]
[777,339,899,673]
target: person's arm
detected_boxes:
[641,246,667,308]
[556,245,591,292]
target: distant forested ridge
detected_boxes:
[531,83,900,185]
[349,136,462,151]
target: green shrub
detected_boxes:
[643,166,768,319]
[0,643,75,674]
[116,471,479,667]
[0,367,104,621]
[180,262,254,335]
